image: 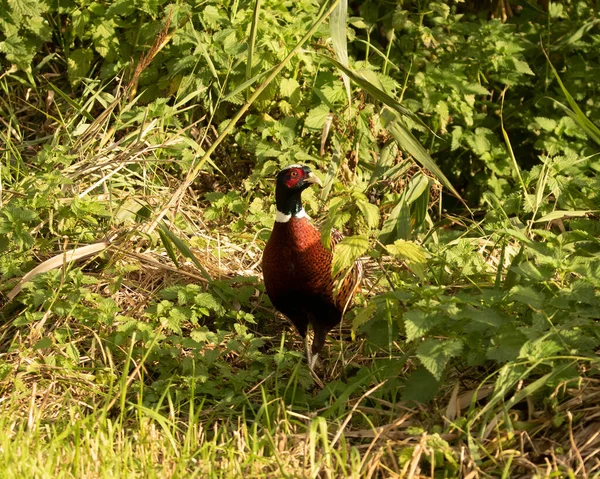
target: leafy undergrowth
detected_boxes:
[1,0,600,477]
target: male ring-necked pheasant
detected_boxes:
[262,164,362,372]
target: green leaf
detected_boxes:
[304,104,330,129]
[544,50,600,146]
[401,366,440,403]
[351,302,377,339]
[321,54,425,127]
[512,57,534,75]
[356,199,380,229]
[534,117,557,131]
[159,223,212,282]
[167,307,186,334]
[34,337,52,350]
[379,197,409,245]
[158,227,180,268]
[194,292,221,311]
[503,244,525,291]
[509,285,545,310]
[0,34,35,69]
[386,239,428,280]
[404,310,440,342]
[202,5,223,29]
[246,0,261,100]
[280,77,300,98]
[519,339,563,361]
[411,182,430,231]
[514,261,553,281]
[416,338,463,381]
[487,330,527,363]
[92,21,117,59]
[332,235,369,278]
[504,363,574,411]
[404,173,430,204]
[459,307,504,329]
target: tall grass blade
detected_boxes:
[535,210,595,223]
[224,65,276,102]
[383,108,464,204]
[157,227,180,268]
[543,48,600,146]
[246,0,262,101]
[321,54,425,127]
[330,0,351,106]
[158,223,212,282]
[552,100,600,146]
[501,116,528,202]
[7,241,110,301]
[318,53,463,203]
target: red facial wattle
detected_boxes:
[284,168,305,188]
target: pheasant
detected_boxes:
[262,164,362,372]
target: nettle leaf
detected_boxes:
[512,57,535,75]
[28,16,51,39]
[304,104,330,129]
[534,117,557,132]
[514,261,554,281]
[332,235,369,278]
[280,77,300,98]
[191,327,218,344]
[401,366,440,403]
[519,338,563,361]
[351,302,377,339]
[0,35,32,68]
[404,310,443,342]
[458,307,504,329]
[92,21,117,58]
[509,285,545,309]
[167,307,188,334]
[416,338,463,381]
[451,126,463,151]
[464,82,490,96]
[107,0,136,17]
[202,5,223,29]
[486,329,527,363]
[194,292,221,311]
[386,239,428,280]
[67,48,93,85]
[356,199,380,229]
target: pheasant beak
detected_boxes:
[305,172,323,187]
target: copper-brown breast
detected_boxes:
[262,217,335,308]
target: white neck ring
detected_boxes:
[275,208,309,223]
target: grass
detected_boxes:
[1,341,599,477]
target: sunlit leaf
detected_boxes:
[416,338,463,381]
[386,239,428,280]
[332,235,369,278]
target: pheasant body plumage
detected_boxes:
[262,164,362,370]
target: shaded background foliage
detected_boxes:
[2,1,599,200]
